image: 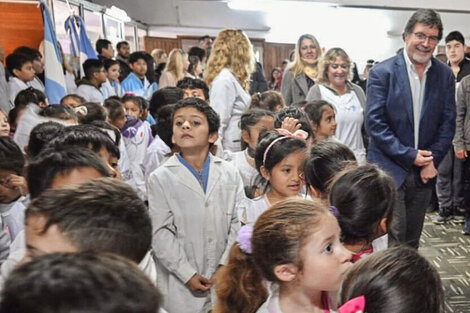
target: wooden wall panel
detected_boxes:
[144,36,179,54]
[263,42,295,82]
[0,2,44,62]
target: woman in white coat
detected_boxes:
[306,48,367,164]
[205,29,254,152]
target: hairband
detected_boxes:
[262,128,308,165]
[237,225,253,254]
[338,295,366,313]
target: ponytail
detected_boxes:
[249,90,284,112]
[214,244,267,313]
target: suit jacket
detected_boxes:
[280,68,310,106]
[366,52,456,187]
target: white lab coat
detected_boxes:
[0,64,11,113]
[225,149,259,189]
[75,83,104,103]
[142,134,172,183]
[209,68,250,152]
[123,121,153,200]
[148,154,244,313]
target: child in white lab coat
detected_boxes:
[147,97,244,313]
[121,95,153,200]
[6,53,37,110]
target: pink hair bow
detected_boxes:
[276,128,309,140]
[338,295,366,313]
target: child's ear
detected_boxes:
[273,263,298,282]
[379,218,387,234]
[12,68,21,78]
[208,131,218,144]
[241,129,251,146]
[38,101,48,109]
[24,145,30,156]
[260,165,270,181]
[308,185,322,199]
[310,121,317,132]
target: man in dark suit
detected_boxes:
[366,9,456,248]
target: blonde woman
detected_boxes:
[306,47,367,164]
[159,49,189,88]
[281,34,322,106]
[205,29,254,152]
[150,48,167,68]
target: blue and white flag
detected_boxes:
[39,0,66,104]
[65,15,98,78]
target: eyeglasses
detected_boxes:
[413,32,439,44]
[301,45,316,51]
[330,63,349,70]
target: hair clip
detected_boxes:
[237,225,253,254]
[276,128,308,141]
[73,105,88,116]
[338,295,365,313]
[328,205,340,217]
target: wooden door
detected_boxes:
[0,2,44,63]
[263,42,295,84]
[144,36,179,54]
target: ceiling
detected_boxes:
[91,0,470,68]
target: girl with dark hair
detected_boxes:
[303,100,337,142]
[269,67,281,90]
[339,247,444,313]
[303,140,357,202]
[102,59,124,97]
[329,164,396,261]
[225,109,274,198]
[249,90,285,112]
[240,130,306,225]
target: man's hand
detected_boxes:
[420,162,438,184]
[414,150,433,167]
[186,274,211,292]
[455,149,468,160]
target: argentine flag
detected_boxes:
[65,15,98,78]
[40,0,66,104]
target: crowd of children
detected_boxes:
[0,27,447,313]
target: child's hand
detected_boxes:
[5,174,28,196]
[186,274,211,292]
[281,117,301,133]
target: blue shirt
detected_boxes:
[176,153,211,193]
